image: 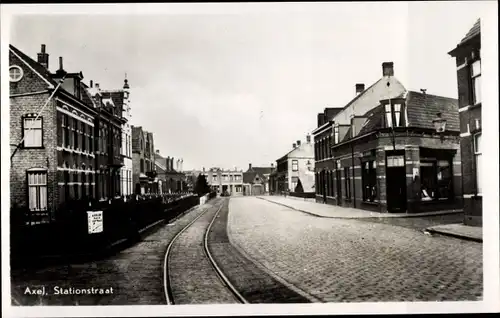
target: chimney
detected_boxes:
[37,44,49,69]
[306,134,311,143]
[382,62,394,77]
[317,113,325,127]
[156,149,160,154]
[271,163,274,168]
[297,140,301,147]
[59,56,64,71]
[90,80,93,88]
[203,167,205,172]
[355,83,365,95]
[95,83,100,91]
[171,157,175,170]
[249,163,252,171]
[293,143,297,149]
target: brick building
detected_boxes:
[313,62,462,213]
[154,151,186,193]
[242,164,274,196]
[101,79,133,197]
[9,44,126,224]
[448,19,482,226]
[131,126,158,194]
[271,135,315,194]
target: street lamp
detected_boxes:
[433,112,447,142]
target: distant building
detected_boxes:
[154,150,186,193]
[313,62,462,214]
[272,135,315,193]
[242,164,275,195]
[202,167,243,195]
[131,126,158,194]
[448,19,482,226]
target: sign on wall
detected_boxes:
[87,211,103,234]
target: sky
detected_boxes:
[7,2,494,171]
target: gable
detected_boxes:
[9,50,52,95]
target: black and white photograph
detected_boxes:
[1,1,499,317]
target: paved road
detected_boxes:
[11,201,217,306]
[228,197,483,302]
[355,212,466,232]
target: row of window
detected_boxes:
[315,136,332,161]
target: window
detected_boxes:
[385,103,404,128]
[362,160,377,202]
[28,170,47,211]
[291,176,299,191]
[474,133,482,194]
[73,171,79,200]
[420,159,453,201]
[292,160,299,171]
[81,170,87,198]
[213,175,217,181]
[334,125,339,144]
[344,167,351,200]
[140,159,145,173]
[10,65,23,82]
[471,60,481,105]
[89,168,94,198]
[82,124,86,152]
[23,117,43,147]
[387,155,405,167]
[73,119,79,149]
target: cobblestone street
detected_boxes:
[228,197,483,302]
[10,202,217,306]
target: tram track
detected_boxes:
[163,198,247,304]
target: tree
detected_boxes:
[294,178,304,193]
[195,174,210,196]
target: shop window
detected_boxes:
[362,160,377,202]
[344,167,351,199]
[474,133,482,195]
[420,159,453,201]
[292,160,299,171]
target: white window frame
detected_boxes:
[27,169,48,212]
[292,160,299,172]
[471,60,481,105]
[474,133,482,195]
[334,125,339,144]
[9,65,24,82]
[23,117,43,148]
[394,104,401,127]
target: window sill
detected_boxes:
[362,201,380,206]
[22,146,44,150]
[420,198,453,204]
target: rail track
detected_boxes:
[163,198,248,304]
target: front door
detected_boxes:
[335,170,342,206]
[386,154,407,213]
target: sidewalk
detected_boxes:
[258,196,462,219]
[425,223,482,243]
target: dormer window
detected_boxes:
[385,102,404,128]
[333,125,339,144]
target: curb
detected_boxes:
[258,197,462,219]
[424,229,482,243]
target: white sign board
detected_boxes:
[87,211,103,234]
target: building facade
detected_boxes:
[448,19,482,226]
[131,126,158,194]
[101,79,133,197]
[154,151,186,193]
[273,135,315,194]
[242,164,274,196]
[9,44,126,224]
[313,62,462,214]
[202,168,243,195]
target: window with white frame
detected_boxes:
[385,104,393,128]
[28,170,48,211]
[334,125,339,144]
[292,160,299,171]
[10,65,23,82]
[385,103,404,128]
[23,116,43,147]
[471,60,481,105]
[474,133,482,194]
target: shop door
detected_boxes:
[386,154,407,213]
[335,170,342,206]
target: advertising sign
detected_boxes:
[87,211,103,234]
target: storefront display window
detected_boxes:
[420,159,452,201]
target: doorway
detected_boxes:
[386,153,407,213]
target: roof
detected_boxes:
[243,171,269,184]
[340,90,459,143]
[459,19,480,46]
[101,90,125,111]
[246,166,274,175]
[9,44,57,88]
